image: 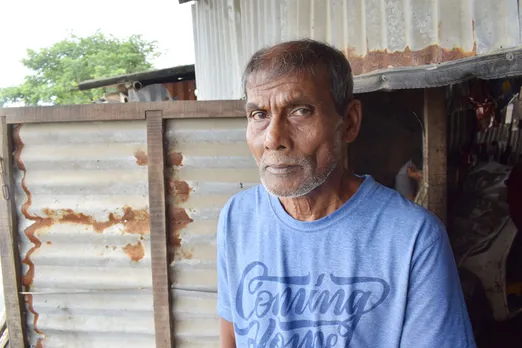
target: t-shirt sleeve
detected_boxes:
[400,217,476,348]
[217,203,233,322]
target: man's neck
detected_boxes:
[278,169,363,221]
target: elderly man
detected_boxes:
[217,40,475,347]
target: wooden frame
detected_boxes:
[0,100,246,124]
[146,111,174,348]
[423,88,448,224]
[0,116,28,348]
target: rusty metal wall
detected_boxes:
[192,0,522,100]
[165,117,258,347]
[13,121,154,348]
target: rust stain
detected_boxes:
[14,124,51,288]
[15,125,46,345]
[134,150,148,166]
[26,295,44,335]
[41,206,150,235]
[345,43,477,76]
[163,80,197,101]
[170,207,194,246]
[168,152,184,166]
[168,180,192,203]
[123,241,145,262]
[120,207,150,234]
[167,207,194,263]
[27,293,45,347]
[178,248,193,260]
[22,217,52,287]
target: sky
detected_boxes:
[0,0,195,88]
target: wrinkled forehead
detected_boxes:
[245,69,329,102]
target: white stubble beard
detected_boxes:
[259,136,343,198]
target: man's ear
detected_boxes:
[342,99,362,143]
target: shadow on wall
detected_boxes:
[350,90,424,188]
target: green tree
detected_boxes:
[0,32,160,106]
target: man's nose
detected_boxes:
[264,116,287,151]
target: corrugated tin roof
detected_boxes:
[14,121,154,347]
[165,117,259,346]
[79,65,195,91]
[192,0,522,99]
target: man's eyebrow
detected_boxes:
[283,97,313,108]
[289,97,310,104]
[245,98,312,111]
[245,102,260,111]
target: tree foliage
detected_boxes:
[0,32,160,106]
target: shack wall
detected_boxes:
[192,0,522,99]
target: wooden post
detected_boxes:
[423,88,448,224]
[0,116,28,348]
[146,111,174,348]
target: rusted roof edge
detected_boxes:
[353,46,522,94]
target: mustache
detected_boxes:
[259,155,310,168]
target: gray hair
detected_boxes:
[241,39,354,116]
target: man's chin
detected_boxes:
[260,177,310,198]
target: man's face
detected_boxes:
[245,71,351,197]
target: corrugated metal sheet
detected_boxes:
[447,86,522,162]
[193,0,522,100]
[475,123,522,163]
[165,117,259,347]
[192,0,244,101]
[13,121,154,348]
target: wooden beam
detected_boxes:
[146,111,174,348]
[2,100,246,124]
[0,116,27,347]
[423,88,448,224]
[160,100,245,119]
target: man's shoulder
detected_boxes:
[370,180,440,218]
[366,180,445,243]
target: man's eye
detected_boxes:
[292,108,311,116]
[250,111,267,120]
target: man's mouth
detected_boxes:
[264,164,300,175]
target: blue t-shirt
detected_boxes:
[217,176,475,347]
